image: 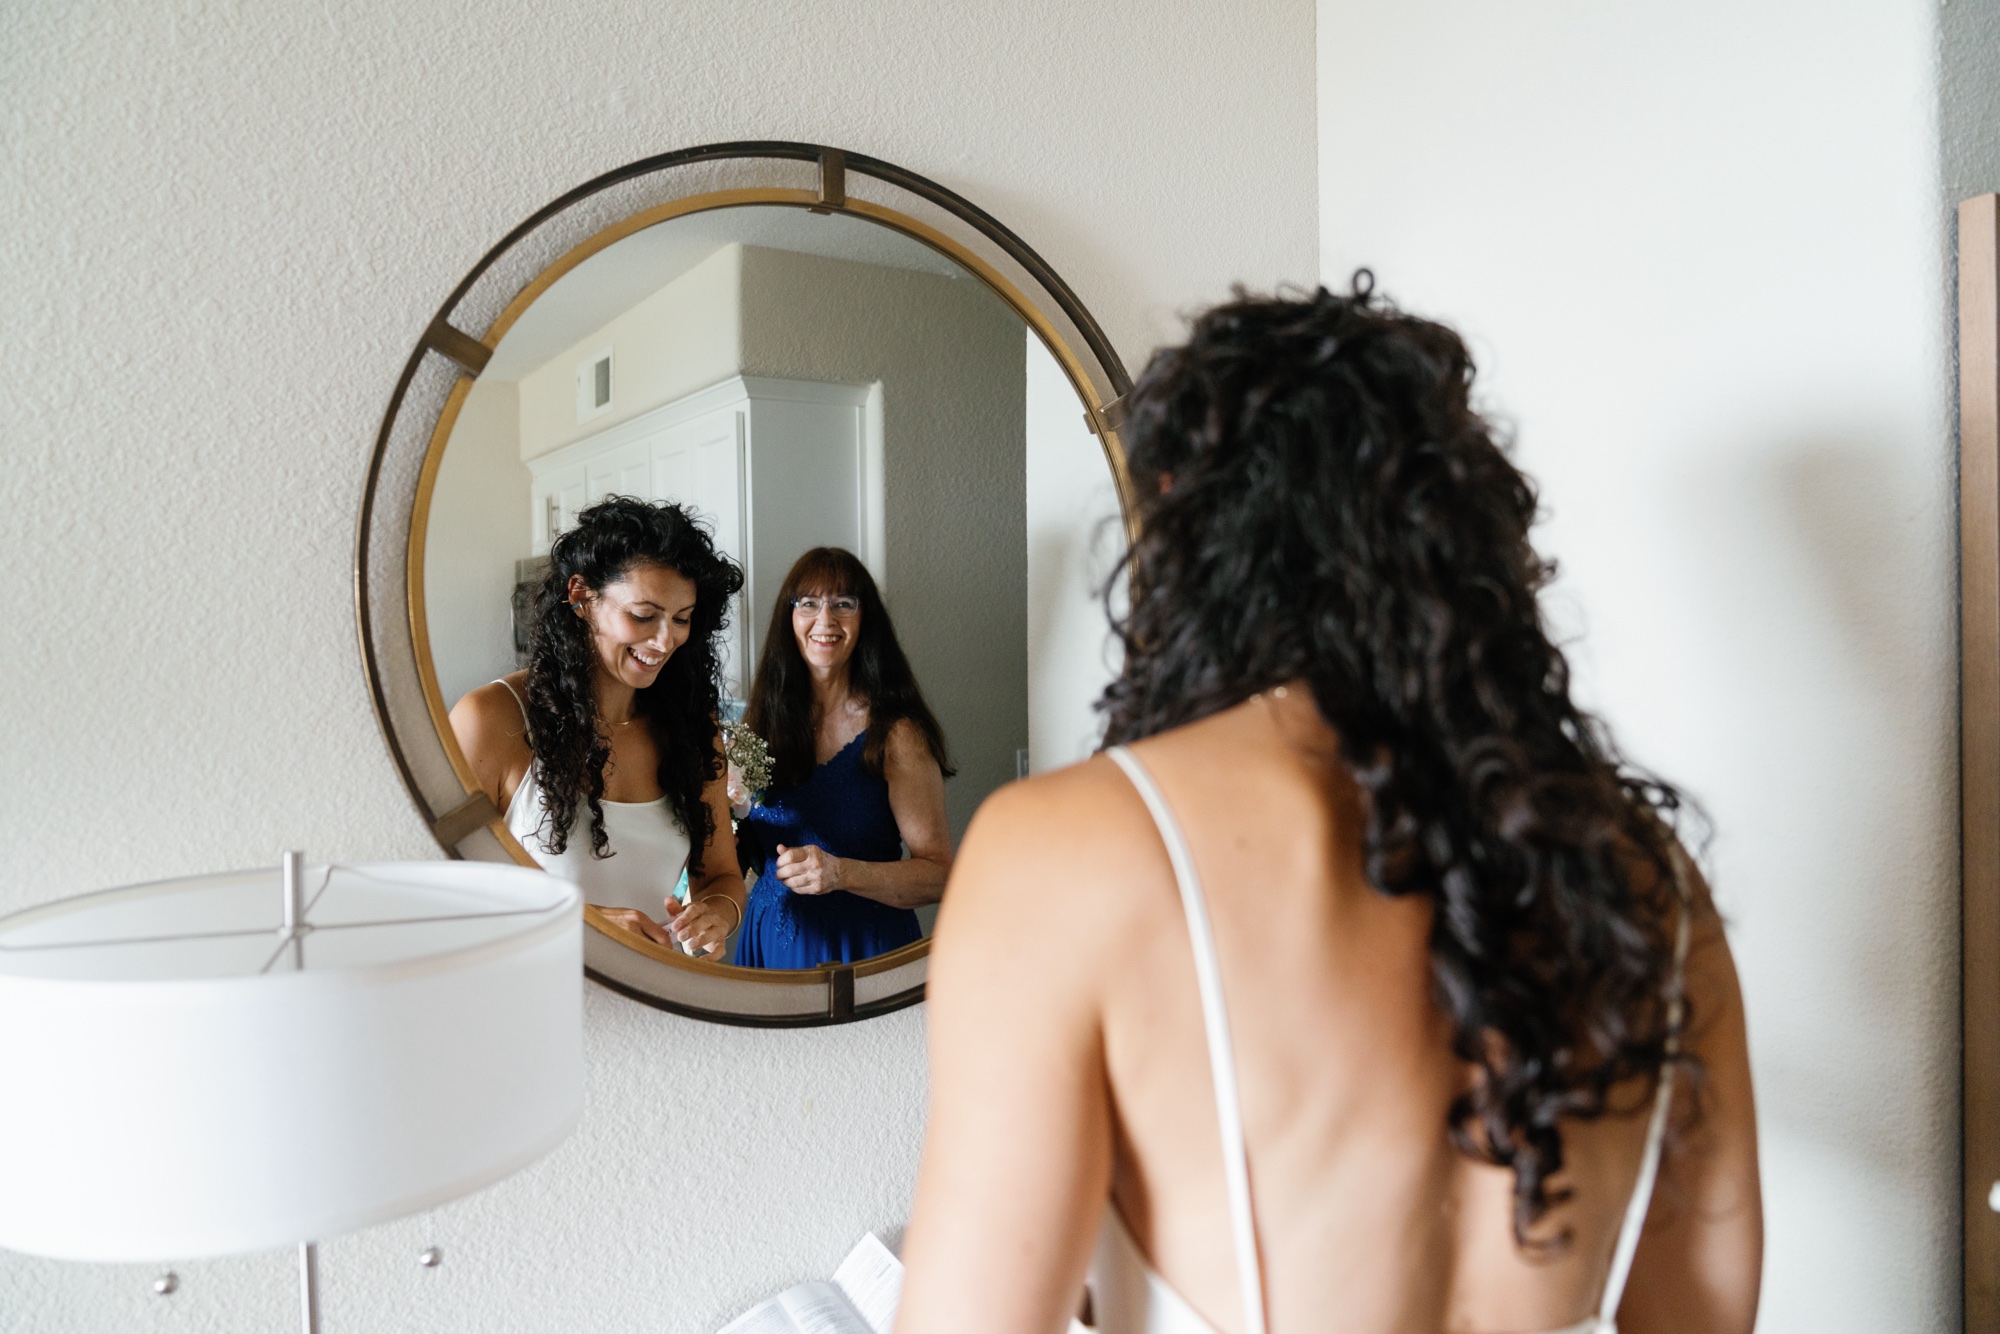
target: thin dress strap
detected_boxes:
[1593,847,1696,1328]
[1106,745,1268,1334]
[493,677,531,728]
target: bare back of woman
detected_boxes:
[900,692,1757,1333]
[896,283,1761,1334]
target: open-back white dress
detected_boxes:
[1089,745,1690,1334]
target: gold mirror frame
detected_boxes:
[357,143,1134,1025]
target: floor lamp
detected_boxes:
[0,855,583,1331]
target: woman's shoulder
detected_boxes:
[964,721,1239,838]
[929,753,1174,1012]
[446,675,535,807]
[449,675,533,751]
[878,714,934,759]
[953,755,1162,900]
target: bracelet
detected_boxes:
[698,894,743,935]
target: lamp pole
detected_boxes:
[299,1242,321,1334]
[280,851,321,1334]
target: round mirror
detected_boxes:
[359,144,1131,1024]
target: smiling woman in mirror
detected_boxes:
[447,496,747,957]
[733,548,955,967]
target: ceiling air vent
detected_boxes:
[575,347,613,423]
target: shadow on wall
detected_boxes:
[1024,327,1126,774]
[1686,431,1955,1190]
[1025,510,1127,769]
[1772,442,1940,699]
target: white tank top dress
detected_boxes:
[1092,745,1692,1334]
[494,679,692,917]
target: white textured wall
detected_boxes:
[1319,2,1953,1329]
[0,2,1316,1330]
[739,245,1027,840]
[425,377,529,708]
[516,244,744,460]
[1944,0,2000,222]
[1026,331,1126,772]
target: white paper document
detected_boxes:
[718,1233,904,1334]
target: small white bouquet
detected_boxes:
[723,722,773,803]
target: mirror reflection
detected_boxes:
[423,205,1048,969]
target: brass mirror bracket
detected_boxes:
[813,147,846,213]
[1085,393,1128,436]
[357,142,1134,1025]
[421,318,492,376]
[430,793,500,848]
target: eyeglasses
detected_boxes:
[791,596,861,617]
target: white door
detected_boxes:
[650,407,748,694]
[586,443,649,507]
[744,394,866,663]
[532,465,588,555]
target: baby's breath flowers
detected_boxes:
[723,722,773,800]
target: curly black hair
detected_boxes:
[1100,278,1695,1247]
[524,495,744,872]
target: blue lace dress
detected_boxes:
[733,730,924,968]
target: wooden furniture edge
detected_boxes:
[1963,192,2000,1334]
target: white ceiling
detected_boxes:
[482,205,970,380]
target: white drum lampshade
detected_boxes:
[0,859,581,1264]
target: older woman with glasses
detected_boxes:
[731,547,956,968]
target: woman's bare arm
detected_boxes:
[896,771,1119,1334]
[771,718,954,907]
[1617,864,1763,1334]
[688,758,744,899]
[446,677,532,812]
[670,754,747,955]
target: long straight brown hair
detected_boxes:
[742,547,953,789]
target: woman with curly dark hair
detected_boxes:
[898,283,1761,1333]
[448,495,746,959]
[732,547,955,968]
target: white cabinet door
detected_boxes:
[585,438,650,506]
[526,379,868,700]
[650,407,747,693]
[743,394,865,657]
[532,465,588,555]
